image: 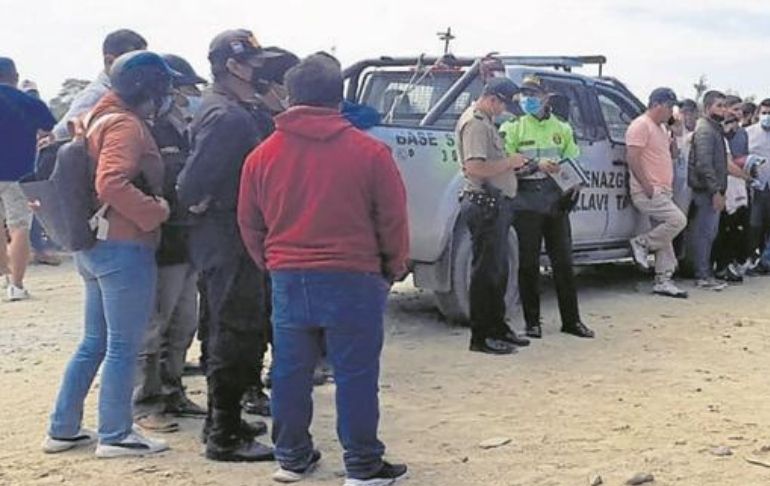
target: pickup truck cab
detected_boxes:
[343,55,646,322]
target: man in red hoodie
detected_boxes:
[238,53,409,485]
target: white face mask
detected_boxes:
[760,113,770,129]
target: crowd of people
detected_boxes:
[1,28,407,486]
[2,24,770,486]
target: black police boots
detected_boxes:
[204,409,273,462]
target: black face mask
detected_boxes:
[710,113,725,123]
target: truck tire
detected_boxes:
[434,225,520,326]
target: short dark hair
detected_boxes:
[0,56,17,84]
[742,101,757,116]
[285,53,343,108]
[679,98,698,112]
[703,90,726,110]
[724,94,742,108]
[759,98,770,110]
[103,29,147,57]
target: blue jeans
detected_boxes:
[271,270,389,479]
[690,191,721,279]
[48,240,157,443]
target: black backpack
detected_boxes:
[20,114,119,251]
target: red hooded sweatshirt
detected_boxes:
[238,106,409,279]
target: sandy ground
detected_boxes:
[3,261,770,486]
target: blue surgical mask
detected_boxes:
[185,95,203,117]
[519,96,542,116]
[761,114,770,129]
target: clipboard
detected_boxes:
[549,158,590,192]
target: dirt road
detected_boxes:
[3,261,770,485]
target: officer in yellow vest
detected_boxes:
[455,77,531,355]
[500,75,595,340]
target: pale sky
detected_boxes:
[2,0,770,104]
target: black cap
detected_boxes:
[482,77,519,112]
[649,87,678,106]
[161,54,206,86]
[260,47,300,84]
[520,74,545,94]
[208,29,282,68]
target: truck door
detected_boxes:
[593,85,644,243]
[538,74,610,247]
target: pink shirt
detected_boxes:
[625,113,673,194]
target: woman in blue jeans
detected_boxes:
[42,51,174,458]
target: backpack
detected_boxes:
[20,114,119,251]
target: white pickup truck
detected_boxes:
[343,55,649,322]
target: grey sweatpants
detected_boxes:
[134,263,198,418]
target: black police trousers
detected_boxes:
[461,196,515,345]
[199,254,271,448]
[514,208,581,328]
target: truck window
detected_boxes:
[539,77,599,142]
[358,70,482,128]
[597,89,639,144]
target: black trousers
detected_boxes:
[200,254,271,448]
[750,188,770,256]
[462,197,515,345]
[196,275,209,374]
[713,206,751,271]
[514,209,580,328]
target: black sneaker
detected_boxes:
[272,449,322,483]
[242,387,271,416]
[344,462,408,486]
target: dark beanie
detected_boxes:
[285,53,343,108]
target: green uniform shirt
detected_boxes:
[455,103,517,197]
[500,114,579,179]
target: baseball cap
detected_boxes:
[208,29,282,68]
[482,77,520,112]
[520,75,545,94]
[649,87,678,106]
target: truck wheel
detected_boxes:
[434,226,520,326]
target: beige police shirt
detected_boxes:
[455,103,517,198]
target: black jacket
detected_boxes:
[151,119,191,266]
[688,117,728,195]
[176,84,274,270]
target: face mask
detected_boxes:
[710,113,725,123]
[760,114,770,129]
[519,96,542,116]
[182,95,203,121]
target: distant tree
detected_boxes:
[744,94,757,103]
[693,74,709,102]
[48,78,90,120]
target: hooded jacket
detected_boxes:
[86,91,168,248]
[238,106,409,279]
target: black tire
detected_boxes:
[434,224,520,325]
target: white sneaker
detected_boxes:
[629,237,650,270]
[653,279,688,299]
[273,450,322,483]
[696,278,727,291]
[7,283,30,301]
[95,429,169,458]
[42,428,97,453]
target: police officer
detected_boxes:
[176,29,280,462]
[500,75,595,340]
[456,77,530,355]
